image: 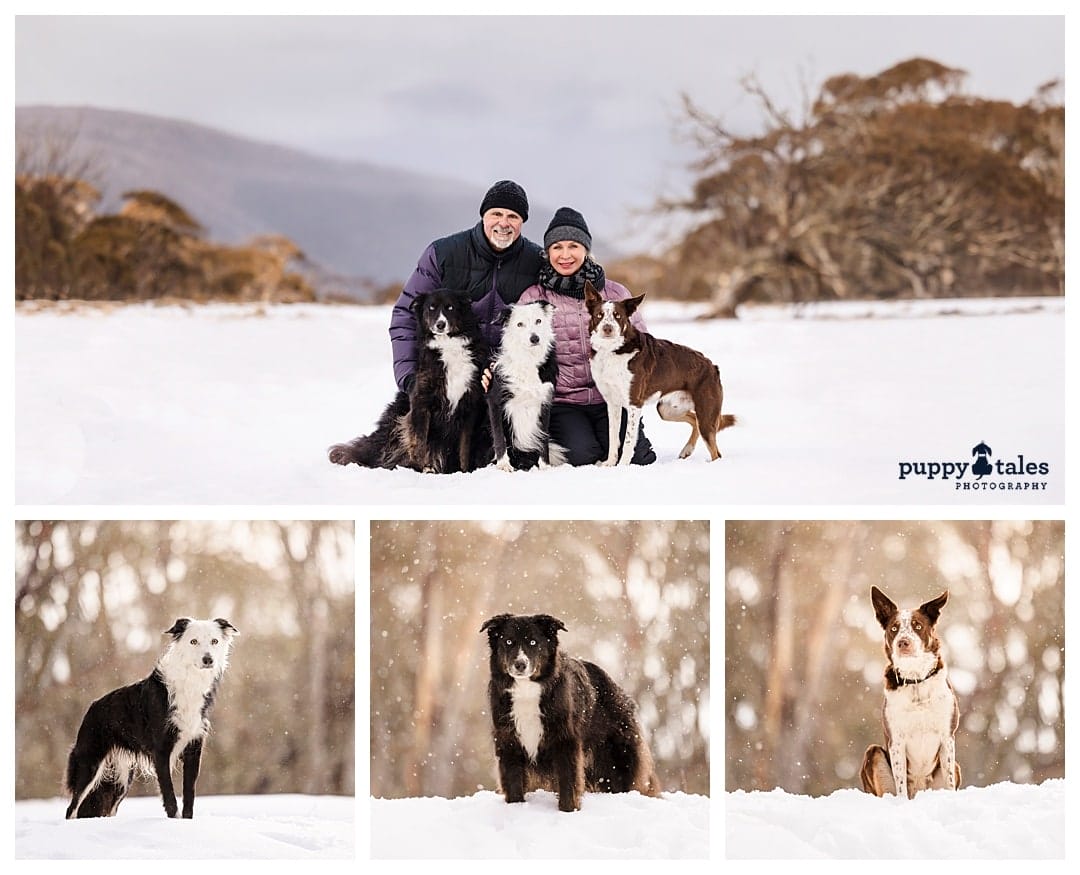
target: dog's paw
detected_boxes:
[596,458,618,467]
[327,443,354,465]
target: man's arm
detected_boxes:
[389,243,442,391]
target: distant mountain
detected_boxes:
[15,105,567,298]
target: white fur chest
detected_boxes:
[164,664,214,771]
[509,677,544,761]
[884,670,955,774]
[497,360,553,452]
[590,348,637,406]
[427,334,478,413]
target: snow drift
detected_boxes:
[15,794,353,859]
[727,779,1064,858]
[371,789,708,858]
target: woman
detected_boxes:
[517,207,656,466]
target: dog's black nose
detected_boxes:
[513,658,528,673]
[202,654,214,667]
[529,333,539,345]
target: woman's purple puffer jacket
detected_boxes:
[517,278,647,406]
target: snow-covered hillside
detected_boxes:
[727,779,1064,858]
[13,297,1064,505]
[371,789,708,858]
[15,794,353,859]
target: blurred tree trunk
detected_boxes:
[758,523,794,789]
[787,527,861,792]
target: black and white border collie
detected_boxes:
[486,301,558,471]
[328,289,490,473]
[860,587,960,799]
[480,613,660,812]
[65,618,238,819]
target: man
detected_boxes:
[389,180,544,392]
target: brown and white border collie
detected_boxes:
[860,586,960,799]
[480,613,660,812]
[584,281,735,465]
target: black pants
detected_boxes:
[549,402,657,466]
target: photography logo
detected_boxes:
[898,441,1050,492]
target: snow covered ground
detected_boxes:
[14,793,353,859]
[727,779,1065,859]
[15,782,1067,860]
[13,297,1064,505]
[371,789,708,858]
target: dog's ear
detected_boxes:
[870,587,897,628]
[584,281,602,307]
[497,307,514,326]
[918,591,949,625]
[214,618,239,637]
[623,293,646,317]
[535,300,553,314]
[533,614,567,639]
[165,618,192,639]
[480,614,513,636]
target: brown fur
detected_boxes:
[860,587,961,799]
[584,282,735,461]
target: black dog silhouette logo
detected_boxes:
[972,441,993,478]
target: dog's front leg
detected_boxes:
[486,381,513,471]
[495,743,529,803]
[181,738,203,819]
[553,740,584,812]
[537,400,553,468]
[457,417,474,473]
[889,741,909,799]
[619,406,643,466]
[153,747,180,818]
[941,736,958,791]
[599,403,623,466]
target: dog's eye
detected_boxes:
[891,624,899,632]
[506,639,513,645]
[190,638,198,645]
[211,638,219,645]
[534,318,542,325]
[913,623,921,631]
[529,639,536,646]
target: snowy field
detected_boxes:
[727,779,1065,859]
[13,297,1064,505]
[371,789,708,858]
[14,793,354,859]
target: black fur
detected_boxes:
[328,289,491,473]
[486,301,558,471]
[480,613,659,812]
[64,618,237,820]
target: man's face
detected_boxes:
[482,208,523,250]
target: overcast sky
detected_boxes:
[13,13,1065,246]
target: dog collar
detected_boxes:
[893,663,941,686]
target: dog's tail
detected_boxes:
[716,367,737,432]
[327,391,410,467]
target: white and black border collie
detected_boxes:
[486,301,558,471]
[64,617,238,819]
[860,587,960,799]
[480,613,660,812]
[328,289,490,473]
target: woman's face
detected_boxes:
[547,240,587,276]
